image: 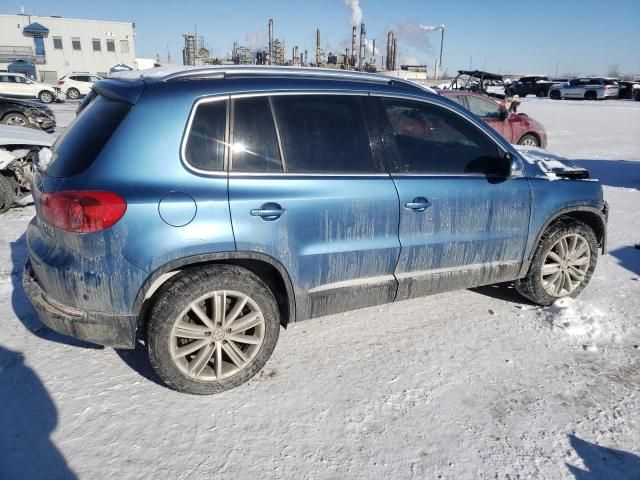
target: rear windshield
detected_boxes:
[47,95,130,177]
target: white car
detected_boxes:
[0,124,53,213]
[58,73,103,100]
[0,73,62,104]
[549,78,619,100]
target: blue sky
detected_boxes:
[3,0,640,76]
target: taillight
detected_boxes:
[40,191,126,233]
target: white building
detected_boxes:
[0,13,136,83]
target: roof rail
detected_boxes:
[110,65,434,94]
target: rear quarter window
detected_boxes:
[47,95,130,177]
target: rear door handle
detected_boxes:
[404,197,432,212]
[250,202,285,221]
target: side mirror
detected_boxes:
[500,151,524,178]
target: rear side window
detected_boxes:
[184,99,227,171]
[382,98,503,175]
[465,96,501,118]
[232,97,282,172]
[272,95,375,173]
[47,95,130,177]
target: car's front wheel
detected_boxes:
[38,90,54,104]
[2,112,29,127]
[515,218,598,306]
[0,174,16,214]
[146,264,280,395]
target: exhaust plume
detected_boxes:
[344,0,363,26]
[419,24,445,33]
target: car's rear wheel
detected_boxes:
[515,218,598,306]
[550,90,561,100]
[585,91,598,101]
[146,264,280,395]
[0,174,16,213]
[38,90,54,104]
[518,134,540,147]
[2,112,29,127]
[66,88,80,100]
[536,90,546,98]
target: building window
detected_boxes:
[92,39,101,51]
[72,37,81,50]
[53,36,63,50]
[106,39,115,52]
[120,39,129,54]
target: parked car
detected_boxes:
[506,76,556,98]
[441,91,547,147]
[549,78,619,100]
[0,96,56,132]
[0,72,63,104]
[634,84,640,101]
[0,124,53,213]
[24,66,607,394]
[617,81,640,100]
[58,73,104,100]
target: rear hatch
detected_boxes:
[28,78,146,313]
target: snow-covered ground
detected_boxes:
[1,99,639,479]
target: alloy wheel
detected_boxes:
[5,115,27,126]
[541,233,590,297]
[169,290,266,381]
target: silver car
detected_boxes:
[550,78,619,100]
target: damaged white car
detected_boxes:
[0,124,53,213]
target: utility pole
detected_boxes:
[555,59,562,78]
[438,26,445,79]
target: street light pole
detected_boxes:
[483,56,489,71]
[438,26,445,79]
[555,59,562,78]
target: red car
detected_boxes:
[440,90,547,148]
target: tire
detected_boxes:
[0,174,16,214]
[146,264,281,395]
[518,133,540,147]
[66,88,80,100]
[550,90,561,100]
[38,90,54,104]
[2,112,29,127]
[536,90,546,98]
[584,90,597,101]
[515,217,598,306]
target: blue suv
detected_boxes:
[24,67,608,394]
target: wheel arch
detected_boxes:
[132,251,296,329]
[518,131,541,146]
[528,206,607,262]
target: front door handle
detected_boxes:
[250,202,285,221]
[404,197,432,212]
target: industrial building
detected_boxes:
[0,13,136,82]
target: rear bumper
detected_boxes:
[23,260,137,348]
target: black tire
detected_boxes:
[38,90,54,104]
[0,174,16,214]
[146,264,281,395]
[66,88,80,100]
[536,89,546,98]
[515,217,598,306]
[550,90,561,100]
[518,133,540,147]
[584,90,597,101]
[2,112,29,127]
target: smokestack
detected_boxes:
[392,36,397,71]
[316,28,321,67]
[304,49,308,66]
[294,45,299,66]
[372,38,376,66]
[358,23,366,71]
[351,26,357,69]
[386,31,393,71]
[268,19,273,65]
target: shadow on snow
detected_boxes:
[567,434,640,480]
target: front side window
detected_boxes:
[106,39,115,52]
[120,40,129,54]
[272,95,374,173]
[53,36,63,49]
[382,98,503,175]
[72,38,81,50]
[232,97,282,172]
[465,96,502,119]
[92,39,101,51]
[184,99,227,171]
